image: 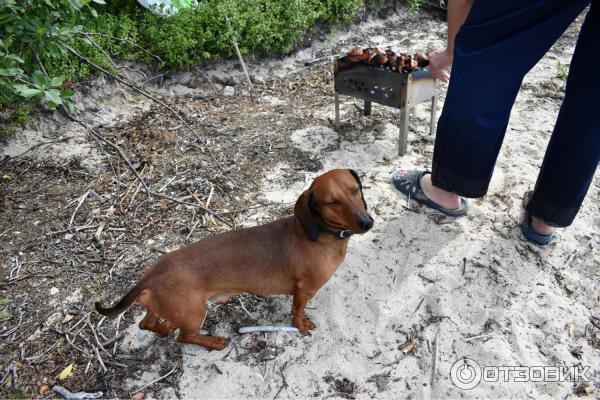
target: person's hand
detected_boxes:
[427,48,453,83]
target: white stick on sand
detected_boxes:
[239,326,300,334]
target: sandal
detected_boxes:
[392,170,468,217]
[520,191,554,245]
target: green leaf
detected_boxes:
[14,84,43,98]
[92,0,107,4]
[51,76,65,87]
[32,70,48,89]
[44,89,63,107]
[0,15,17,25]
[0,310,11,319]
[6,54,24,63]
[61,88,75,98]
[64,100,75,114]
[90,8,98,17]
[0,298,7,305]
[0,68,23,77]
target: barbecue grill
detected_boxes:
[333,58,437,155]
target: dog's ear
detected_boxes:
[294,190,320,241]
[348,169,367,210]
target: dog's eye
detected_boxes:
[326,200,340,207]
[352,187,361,194]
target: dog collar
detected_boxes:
[336,229,353,240]
[319,220,353,240]
[320,226,353,240]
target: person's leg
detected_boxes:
[526,0,600,231]
[426,0,590,207]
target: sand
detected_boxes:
[154,8,598,400]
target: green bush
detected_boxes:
[1,0,398,116]
[94,0,366,69]
[309,0,364,23]
[0,0,105,110]
[406,0,425,9]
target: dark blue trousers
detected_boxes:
[431,0,599,227]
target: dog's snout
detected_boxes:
[359,214,374,232]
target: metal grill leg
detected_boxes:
[429,80,438,136]
[335,93,340,131]
[364,100,371,116]
[398,101,409,156]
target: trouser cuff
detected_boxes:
[526,190,580,227]
[431,162,491,198]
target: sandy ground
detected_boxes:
[134,9,599,400]
[1,5,599,400]
[173,11,600,400]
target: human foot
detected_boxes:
[420,173,462,210]
[531,216,556,236]
[521,191,555,245]
[392,170,468,217]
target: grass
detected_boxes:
[406,0,426,9]
[556,61,569,81]
[0,104,31,138]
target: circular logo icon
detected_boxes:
[450,358,482,390]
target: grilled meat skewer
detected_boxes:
[344,47,429,73]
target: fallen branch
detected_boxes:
[152,192,233,228]
[26,340,62,363]
[237,297,253,319]
[68,191,90,228]
[1,136,73,165]
[226,15,252,89]
[101,331,126,348]
[77,32,163,64]
[413,298,425,314]
[130,362,179,394]
[83,35,121,73]
[185,218,201,241]
[272,362,289,400]
[53,385,103,400]
[93,346,108,372]
[462,332,501,342]
[66,111,152,196]
[430,332,439,388]
[93,205,116,244]
[87,314,111,357]
[232,39,253,89]
[112,309,123,354]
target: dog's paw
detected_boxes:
[209,336,230,351]
[303,317,315,330]
[294,316,316,335]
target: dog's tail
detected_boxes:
[95,283,144,318]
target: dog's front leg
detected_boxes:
[291,284,316,335]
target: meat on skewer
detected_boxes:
[384,49,396,64]
[414,52,430,68]
[344,47,429,73]
[347,47,364,62]
[369,52,388,66]
[396,53,407,72]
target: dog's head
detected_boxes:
[294,169,374,241]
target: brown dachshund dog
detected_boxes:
[96,169,374,350]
